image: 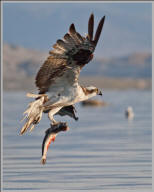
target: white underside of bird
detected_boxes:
[20,82,99,135]
[46,84,98,123]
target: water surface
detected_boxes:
[3,90,152,191]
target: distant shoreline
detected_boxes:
[3,76,152,92]
[79,76,152,90]
[3,44,152,92]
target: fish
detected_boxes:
[41,122,69,164]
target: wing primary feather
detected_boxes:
[94,15,105,47]
[56,39,70,50]
[69,24,84,44]
[88,13,94,41]
[49,49,65,55]
[69,23,76,34]
[49,51,68,59]
[63,33,77,46]
[76,32,84,42]
[52,44,62,51]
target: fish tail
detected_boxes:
[41,157,46,165]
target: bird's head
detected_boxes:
[127,106,133,113]
[83,86,102,98]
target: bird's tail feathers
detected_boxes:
[20,93,47,135]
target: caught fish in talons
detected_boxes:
[41,122,69,164]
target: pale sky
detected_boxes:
[3,2,152,58]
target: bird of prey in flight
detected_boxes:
[20,14,105,164]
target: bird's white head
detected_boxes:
[83,86,102,98]
[127,106,133,112]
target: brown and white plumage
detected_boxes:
[20,14,105,135]
[35,14,105,94]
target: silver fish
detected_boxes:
[41,122,69,164]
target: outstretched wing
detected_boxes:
[35,14,105,94]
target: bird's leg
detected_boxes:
[48,113,58,126]
[48,107,62,126]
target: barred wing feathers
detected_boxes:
[35,14,105,94]
[35,57,69,94]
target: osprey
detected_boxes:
[20,14,105,135]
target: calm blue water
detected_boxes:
[3,90,152,191]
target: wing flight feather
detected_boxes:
[88,13,94,41]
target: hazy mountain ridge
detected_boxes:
[3,43,152,90]
[3,43,48,80]
[81,52,152,78]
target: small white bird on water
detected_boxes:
[125,106,134,120]
[20,14,106,135]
